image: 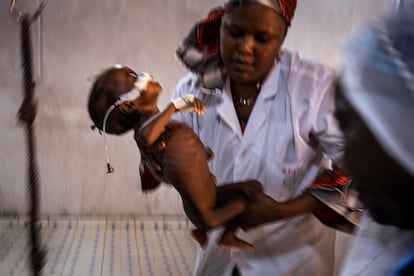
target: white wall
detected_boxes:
[0,0,397,216]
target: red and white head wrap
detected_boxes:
[224,0,297,26]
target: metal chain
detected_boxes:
[19,15,46,276]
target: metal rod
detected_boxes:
[9,0,46,82]
[35,0,43,82]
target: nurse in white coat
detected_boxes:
[335,5,414,276]
[173,0,351,275]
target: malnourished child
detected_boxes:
[88,65,264,251]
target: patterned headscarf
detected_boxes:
[176,0,297,93]
[340,4,414,175]
[224,0,297,26]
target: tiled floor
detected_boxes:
[0,217,198,276]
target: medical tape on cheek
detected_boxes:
[116,72,153,105]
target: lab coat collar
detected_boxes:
[216,59,284,138]
[217,80,243,138]
[245,62,282,138]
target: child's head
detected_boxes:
[88,66,160,135]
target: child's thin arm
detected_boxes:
[139,104,176,146]
[139,94,205,146]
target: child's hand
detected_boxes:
[172,94,206,115]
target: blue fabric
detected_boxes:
[345,4,414,79]
[394,244,414,276]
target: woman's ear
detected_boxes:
[118,101,136,114]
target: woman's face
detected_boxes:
[334,87,414,229]
[220,2,286,85]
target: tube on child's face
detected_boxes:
[136,72,154,91]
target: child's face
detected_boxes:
[94,67,163,134]
[119,69,163,107]
[107,67,162,102]
[334,86,414,229]
[134,77,162,106]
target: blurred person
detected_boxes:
[334,4,414,275]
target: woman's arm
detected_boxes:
[236,170,360,233]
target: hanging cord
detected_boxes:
[17,13,47,276]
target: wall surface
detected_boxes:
[0,0,397,216]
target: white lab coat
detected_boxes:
[172,51,344,276]
[340,212,414,276]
